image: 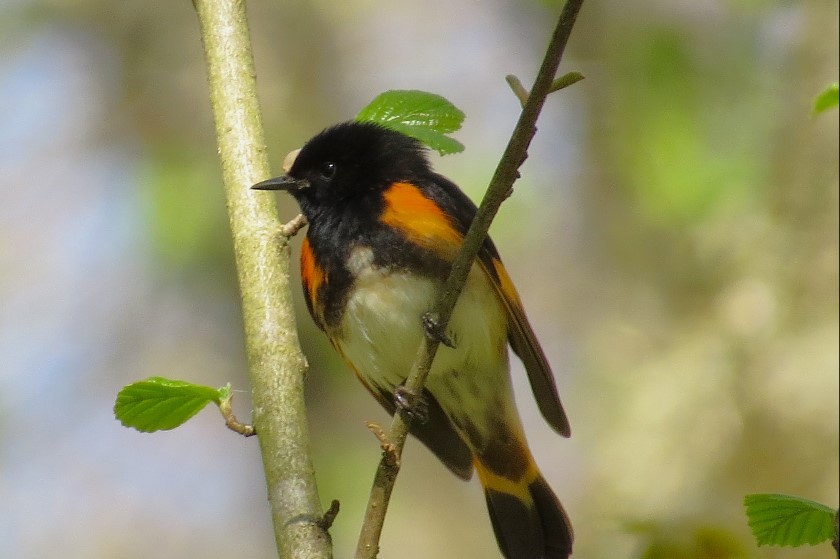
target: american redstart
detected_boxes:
[252,121,573,559]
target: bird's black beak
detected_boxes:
[251,175,310,192]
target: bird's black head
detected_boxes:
[252,121,432,218]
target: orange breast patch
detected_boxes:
[380,182,463,259]
[300,237,326,313]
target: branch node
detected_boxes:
[422,312,455,348]
[365,421,390,446]
[365,421,400,468]
[318,500,341,530]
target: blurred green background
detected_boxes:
[1,1,837,558]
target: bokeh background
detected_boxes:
[1,1,837,558]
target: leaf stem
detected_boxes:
[355,1,586,557]
[219,394,256,437]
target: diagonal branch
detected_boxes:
[355,1,586,557]
[193,1,332,557]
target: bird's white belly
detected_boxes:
[335,247,514,437]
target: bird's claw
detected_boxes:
[422,312,455,348]
[394,385,429,424]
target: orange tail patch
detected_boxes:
[475,453,573,558]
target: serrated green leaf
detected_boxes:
[812,83,839,115]
[744,493,836,547]
[356,90,464,132]
[384,122,465,155]
[355,90,465,155]
[114,377,224,432]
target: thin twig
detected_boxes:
[355,1,586,557]
[318,500,342,530]
[282,213,308,236]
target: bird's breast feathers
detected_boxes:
[333,244,513,425]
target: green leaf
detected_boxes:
[812,82,839,115]
[115,377,224,432]
[744,493,836,547]
[355,90,465,155]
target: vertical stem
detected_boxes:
[193,1,331,557]
[355,0,585,556]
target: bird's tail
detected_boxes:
[475,453,573,559]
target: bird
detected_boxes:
[252,121,573,558]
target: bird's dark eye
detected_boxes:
[319,161,337,180]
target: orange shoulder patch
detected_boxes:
[380,182,463,259]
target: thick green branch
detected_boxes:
[193,1,331,557]
[355,1,586,557]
